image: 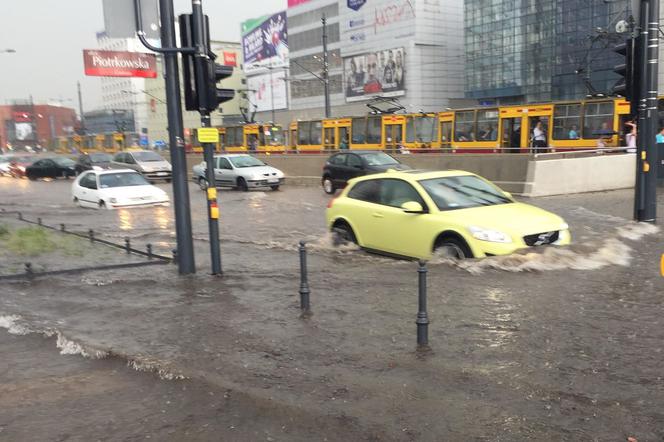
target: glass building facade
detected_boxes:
[465,0,632,104]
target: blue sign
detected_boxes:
[347,0,366,11]
[140,134,148,146]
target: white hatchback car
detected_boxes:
[72,169,169,209]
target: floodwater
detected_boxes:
[0,177,663,441]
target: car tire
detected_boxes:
[98,200,106,210]
[198,177,208,191]
[270,185,280,191]
[237,177,249,192]
[332,221,357,245]
[434,236,473,260]
[73,197,80,207]
[322,176,335,194]
[28,174,36,181]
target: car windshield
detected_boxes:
[90,153,112,163]
[99,172,150,188]
[132,151,164,162]
[52,157,75,167]
[419,175,512,211]
[361,152,399,166]
[229,155,265,168]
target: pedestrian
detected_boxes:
[531,121,547,153]
[339,133,349,150]
[656,127,664,144]
[625,121,637,153]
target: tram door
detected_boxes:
[500,117,523,152]
[440,120,452,149]
[323,127,336,150]
[338,126,349,149]
[526,115,550,152]
[384,123,402,152]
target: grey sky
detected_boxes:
[0,0,286,112]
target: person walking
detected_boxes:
[532,121,547,153]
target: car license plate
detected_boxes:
[268,178,278,183]
[157,172,167,176]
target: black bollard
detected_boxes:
[171,248,178,265]
[17,212,22,220]
[298,241,311,315]
[125,237,131,254]
[60,223,65,232]
[25,262,33,276]
[146,243,153,260]
[416,260,430,347]
[88,229,94,242]
[37,217,42,226]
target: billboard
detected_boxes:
[241,11,288,73]
[83,50,157,78]
[247,71,288,113]
[340,0,416,47]
[12,111,35,141]
[344,48,405,102]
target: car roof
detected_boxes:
[213,153,253,158]
[349,169,476,183]
[92,169,140,175]
[330,150,390,156]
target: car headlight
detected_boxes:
[468,225,513,243]
[18,166,25,172]
[109,197,117,203]
[92,165,103,171]
[559,222,569,230]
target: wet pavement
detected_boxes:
[0,176,663,441]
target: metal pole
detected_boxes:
[322,13,331,118]
[192,0,222,275]
[159,0,196,274]
[635,0,649,220]
[298,240,311,315]
[270,67,275,123]
[643,0,659,222]
[416,260,429,347]
[77,81,85,134]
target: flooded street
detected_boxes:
[1,177,663,441]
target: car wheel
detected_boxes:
[98,200,106,210]
[332,221,357,245]
[434,236,473,260]
[322,176,335,194]
[237,177,249,192]
[61,170,68,179]
[270,185,280,191]
[73,196,80,207]
[198,177,208,191]
[28,174,36,181]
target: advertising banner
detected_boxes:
[247,70,288,113]
[241,11,288,73]
[83,50,157,78]
[344,48,405,102]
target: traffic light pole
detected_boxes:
[192,0,222,274]
[134,0,197,274]
[635,0,659,222]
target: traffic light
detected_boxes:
[612,38,636,101]
[179,14,235,113]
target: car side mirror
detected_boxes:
[401,201,424,214]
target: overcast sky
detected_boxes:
[0,0,286,112]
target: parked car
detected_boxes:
[71,169,169,210]
[321,151,411,194]
[326,170,571,260]
[74,152,114,175]
[0,154,19,176]
[8,155,37,178]
[25,156,76,180]
[110,150,172,182]
[192,154,285,191]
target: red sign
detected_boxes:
[222,51,237,67]
[288,0,311,6]
[83,49,157,78]
[13,112,31,122]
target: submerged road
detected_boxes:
[0,177,663,441]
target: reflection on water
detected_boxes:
[154,206,169,230]
[117,209,133,231]
[481,287,518,349]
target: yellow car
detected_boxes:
[326,170,571,259]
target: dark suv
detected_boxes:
[321,151,410,194]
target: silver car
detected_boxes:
[192,154,285,191]
[110,150,172,182]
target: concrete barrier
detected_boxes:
[181,152,636,197]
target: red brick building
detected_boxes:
[0,103,79,149]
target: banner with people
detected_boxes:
[343,48,405,102]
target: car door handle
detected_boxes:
[372,212,384,218]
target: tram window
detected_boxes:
[367,117,382,144]
[311,121,323,145]
[476,109,498,141]
[552,103,581,140]
[298,121,310,145]
[454,111,476,141]
[351,117,366,143]
[582,101,614,139]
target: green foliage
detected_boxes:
[1,226,84,257]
